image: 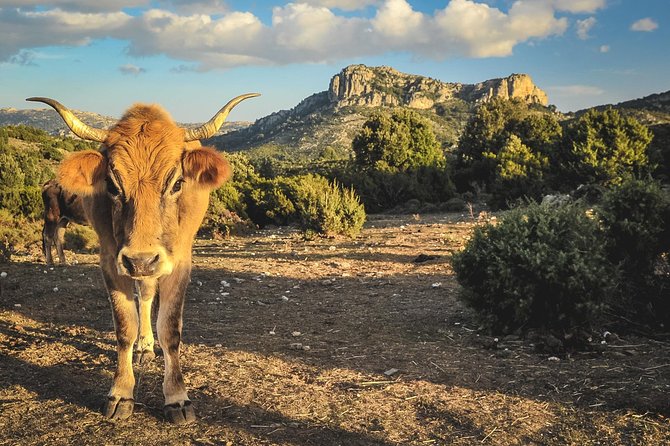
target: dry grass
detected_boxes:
[0,213,668,445]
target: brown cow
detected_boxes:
[28,94,259,424]
[42,179,88,265]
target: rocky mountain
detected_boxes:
[212,64,549,157]
[328,64,548,109]
[0,107,250,138]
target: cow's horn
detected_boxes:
[26,97,108,142]
[184,93,260,142]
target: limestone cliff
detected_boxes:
[328,65,548,109]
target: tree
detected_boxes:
[487,135,549,207]
[454,99,561,198]
[352,109,445,172]
[560,108,652,186]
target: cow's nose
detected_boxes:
[121,252,161,277]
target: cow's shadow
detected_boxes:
[0,351,397,446]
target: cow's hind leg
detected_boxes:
[157,264,195,424]
[101,267,138,420]
[135,280,157,365]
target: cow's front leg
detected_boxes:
[157,263,195,424]
[101,265,138,420]
[135,279,157,365]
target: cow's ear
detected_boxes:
[183,146,231,189]
[57,150,107,195]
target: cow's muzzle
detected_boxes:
[117,248,172,278]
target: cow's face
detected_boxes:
[57,109,230,279]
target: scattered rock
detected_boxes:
[413,254,438,263]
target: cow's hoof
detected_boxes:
[164,400,196,424]
[103,397,134,420]
[134,349,156,365]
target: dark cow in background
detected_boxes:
[29,93,259,424]
[41,179,88,265]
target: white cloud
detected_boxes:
[430,0,567,58]
[0,7,131,60]
[549,85,604,95]
[0,1,146,12]
[156,0,228,15]
[119,63,146,75]
[372,0,424,41]
[553,0,606,14]
[0,0,602,69]
[576,16,595,39]
[296,0,379,10]
[631,17,658,32]
[9,49,37,66]
[599,44,609,53]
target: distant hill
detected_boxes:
[573,90,670,126]
[210,64,550,159]
[0,107,251,138]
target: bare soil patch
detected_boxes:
[1,213,669,445]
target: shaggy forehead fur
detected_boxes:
[104,104,186,193]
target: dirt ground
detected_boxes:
[1,213,669,445]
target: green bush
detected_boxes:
[600,179,670,277]
[333,165,455,213]
[292,174,366,238]
[0,143,53,217]
[242,177,299,227]
[0,209,41,262]
[598,179,670,320]
[64,224,99,253]
[233,173,366,237]
[452,202,616,334]
[0,186,43,218]
[210,182,248,219]
[39,143,64,161]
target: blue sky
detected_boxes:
[0,0,668,122]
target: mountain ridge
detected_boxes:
[211,64,550,156]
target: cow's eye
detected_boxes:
[106,178,120,197]
[171,178,184,194]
